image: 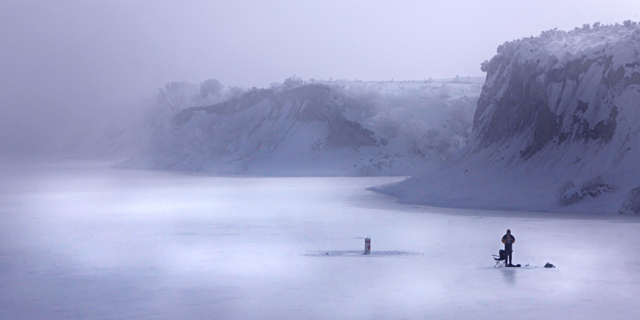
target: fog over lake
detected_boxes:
[1,160,639,319]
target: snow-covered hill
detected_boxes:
[376,22,640,214]
[119,79,482,176]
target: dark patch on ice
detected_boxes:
[304,250,420,257]
[557,177,614,206]
[487,263,552,270]
[620,185,640,214]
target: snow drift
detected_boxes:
[119,79,482,176]
[376,22,640,214]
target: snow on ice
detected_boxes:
[1,161,639,319]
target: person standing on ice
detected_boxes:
[501,229,516,267]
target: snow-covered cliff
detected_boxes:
[119,79,482,176]
[376,22,640,214]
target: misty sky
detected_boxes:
[1,0,638,155]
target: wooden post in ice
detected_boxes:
[364,237,371,255]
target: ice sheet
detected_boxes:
[1,160,639,319]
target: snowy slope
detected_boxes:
[121,79,482,176]
[376,22,640,214]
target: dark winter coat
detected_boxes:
[502,233,515,251]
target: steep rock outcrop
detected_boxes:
[473,24,640,159]
[376,22,640,213]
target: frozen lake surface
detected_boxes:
[1,160,639,319]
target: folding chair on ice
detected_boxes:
[493,249,507,268]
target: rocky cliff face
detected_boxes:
[473,23,640,159]
[376,22,640,214]
[122,80,481,176]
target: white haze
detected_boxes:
[1,0,638,156]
